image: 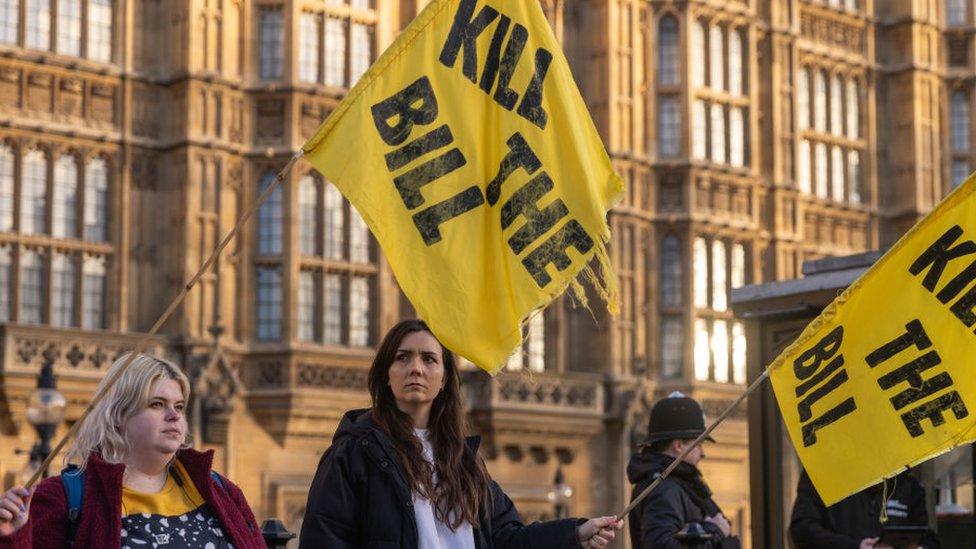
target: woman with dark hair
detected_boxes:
[300,319,620,548]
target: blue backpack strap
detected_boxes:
[60,465,84,547]
[209,470,225,491]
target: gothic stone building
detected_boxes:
[0,0,966,546]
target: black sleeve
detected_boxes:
[487,481,580,549]
[298,439,363,549]
[637,481,718,549]
[789,471,860,549]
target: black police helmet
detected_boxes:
[643,391,715,445]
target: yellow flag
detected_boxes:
[770,176,976,505]
[301,0,621,372]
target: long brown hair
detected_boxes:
[367,319,491,529]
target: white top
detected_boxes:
[411,428,476,549]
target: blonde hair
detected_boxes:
[65,353,191,470]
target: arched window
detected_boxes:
[658,16,679,86]
[728,29,743,95]
[658,96,680,157]
[691,21,705,88]
[298,175,320,255]
[709,25,724,91]
[82,255,106,329]
[798,140,812,194]
[729,107,745,167]
[26,0,51,50]
[831,146,844,202]
[830,75,843,136]
[299,12,320,83]
[948,0,967,26]
[731,243,745,288]
[660,317,683,379]
[20,249,45,324]
[88,0,113,62]
[815,142,828,198]
[255,266,282,341]
[0,145,13,231]
[797,69,809,130]
[53,155,79,238]
[21,151,47,235]
[814,70,827,132]
[710,104,725,164]
[84,158,109,242]
[256,171,282,255]
[952,91,969,152]
[259,7,283,80]
[661,235,682,307]
[57,0,82,56]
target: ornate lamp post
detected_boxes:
[547,466,573,520]
[25,348,66,477]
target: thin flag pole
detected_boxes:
[17,151,303,491]
[617,367,772,519]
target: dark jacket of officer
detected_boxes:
[299,408,582,549]
[627,450,736,549]
[789,469,940,549]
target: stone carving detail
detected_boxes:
[256,99,284,142]
[251,361,284,388]
[495,376,599,410]
[11,333,160,371]
[296,364,367,390]
[800,11,864,55]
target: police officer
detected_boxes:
[627,392,741,548]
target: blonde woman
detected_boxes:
[0,353,265,548]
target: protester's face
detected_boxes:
[676,439,705,466]
[124,378,187,457]
[388,331,445,408]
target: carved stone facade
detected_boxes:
[0,1,959,547]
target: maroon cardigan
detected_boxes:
[0,448,266,549]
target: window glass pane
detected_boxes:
[712,319,729,383]
[255,266,281,341]
[815,142,828,198]
[660,235,682,307]
[526,312,545,372]
[728,30,742,95]
[349,276,370,346]
[948,0,966,25]
[87,0,112,62]
[798,140,811,194]
[710,104,725,164]
[658,16,679,86]
[349,23,372,85]
[846,80,859,140]
[323,273,342,343]
[731,243,745,288]
[693,101,707,160]
[84,158,109,242]
[20,250,45,324]
[53,156,78,238]
[0,246,10,321]
[57,0,81,56]
[299,175,319,255]
[299,13,320,83]
[21,151,47,235]
[711,240,726,311]
[797,69,809,130]
[257,172,282,255]
[324,183,345,259]
[952,92,969,152]
[729,107,744,167]
[51,253,77,327]
[691,21,705,88]
[0,145,13,231]
[814,71,826,132]
[298,270,317,341]
[26,0,51,50]
[831,146,844,202]
[709,25,724,91]
[660,317,683,379]
[953,160,970,189]
[259,8,283,80]
[349,206,370,263]
[732,321,747,384]
[694,318,710,381]
[693,237,708,308]
[324,17,346,87]
[658,96,680,158]
[82,255,106,329]
[849,150,863,201]
[0,0,17,44]
[830,75,843,136]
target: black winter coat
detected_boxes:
[789,469,940,549]
[626,450,739,549]
[299,409,581,549]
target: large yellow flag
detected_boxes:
[770,176,976,505]
[302,0,621,372]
